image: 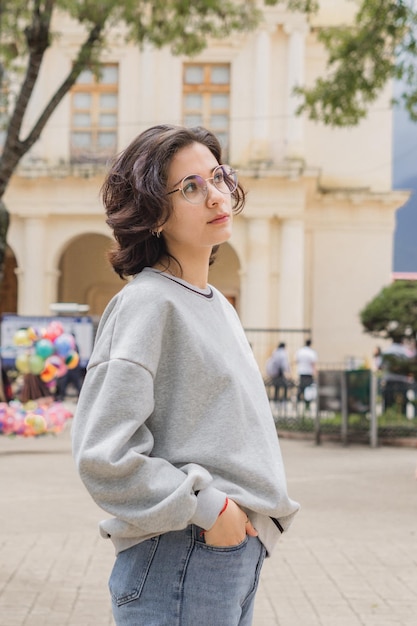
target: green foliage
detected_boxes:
[0,0,263,180]
[297,0,417,126]
[360,280,417,379]
[360,280,417,341]
[282,0,319,11]
[0,0,269,66]
[0,0,315,284]
[0,0,318,190]
[115,0,261,56]
[329,410,417,427]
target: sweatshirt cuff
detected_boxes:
[191,487,227,530]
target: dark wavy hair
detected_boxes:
[102,124,246,279]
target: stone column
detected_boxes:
[19,217,47,315]
[140,43,155,126]
[45,268,61,311]
[242,218,271,327]
[284,23,308,160]
[251,28,272,162]
[279,218,305,328]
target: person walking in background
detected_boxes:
[380,339,413,415]
[71,125,299,626]
[54,362,83,402]
[372,345,383,371]
[296,339,318,407]
[266,342,291,402]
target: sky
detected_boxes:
[392,83,417,273]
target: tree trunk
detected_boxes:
[0,200,9,286]
[0,11,105,290]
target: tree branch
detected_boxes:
[0,1,54,194]
[21,22,105,153]
[0,18,105,196]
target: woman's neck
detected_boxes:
[153,252,210,289]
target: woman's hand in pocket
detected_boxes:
[203,499,258,547]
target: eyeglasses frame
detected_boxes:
[166,164,238,204]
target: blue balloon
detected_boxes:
[54,333,74,358]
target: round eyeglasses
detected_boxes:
[166,164,238,205]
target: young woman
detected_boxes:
[71,125,299,626]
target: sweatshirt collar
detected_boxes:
[144,268,214,299]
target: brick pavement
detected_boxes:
[0,404,416,625]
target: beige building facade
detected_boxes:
[2,3,408,368]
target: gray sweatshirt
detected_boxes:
[72,268,299,555]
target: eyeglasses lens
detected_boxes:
[181,165,237,204]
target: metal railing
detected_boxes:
[244,327,311,376]
[266,369,417,447]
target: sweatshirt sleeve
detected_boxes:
[71,292,227,536]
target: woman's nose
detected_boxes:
[205,181,223,204]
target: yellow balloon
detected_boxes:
[23,400,37,411]
[27,327,41,342]
[15,352,31,374]
[24,414,47,436]
[66,351,80,369]
[13,329,33,347]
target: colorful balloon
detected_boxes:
[65,351,80,369]
[40,362,58,383]
[0,399,73,436]
[48,355,63,369]
[15,352,31,374]
[29,354,45,375]
[13,329,32,347]
[23,400,37,411]
[55,360,68,378]
[27,327,42,342]
[43,321,64,342]
[35,338,55,359]
[54,333,75,358]
[24,414,47,436]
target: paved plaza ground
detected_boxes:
[0,402,416,625]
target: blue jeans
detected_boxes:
[109,525,266,626]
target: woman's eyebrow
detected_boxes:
[170,166,219,188]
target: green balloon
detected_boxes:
[35,338,54,359]
[29,354,45,375]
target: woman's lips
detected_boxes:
[208,213,229,224]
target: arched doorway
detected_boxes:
[208,242,241,311]
[58,237,241,318]
[0,245,18,316]
[58,234,122,316]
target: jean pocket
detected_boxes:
[109,537,160,606]
[199,534,249,553]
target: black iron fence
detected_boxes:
[266,368,417,447]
